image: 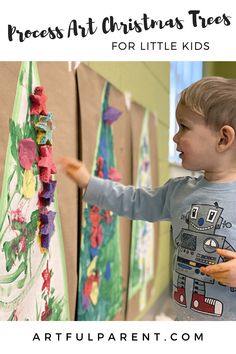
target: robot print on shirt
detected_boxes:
[173,202,235,317]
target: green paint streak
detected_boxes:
[0,254,47,311]
[48,294,64,321]
[129,221,143,295]
[8,310,16,321]
[36,301,40,321]
[0,63,27,232]
[0,190,17,239]
[53,194,70,319]
[28,62,33,97]
[0,262,25,284]
[2,209,39,292]
[12,62,28,123]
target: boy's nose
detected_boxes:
[173,132,178,143]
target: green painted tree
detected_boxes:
[0,62,69,320]
[78,82,123,320]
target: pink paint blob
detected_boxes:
[18,139,36,169]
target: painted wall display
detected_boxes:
[35,62,78,320]
[126,103,159,320]
[77,64,132,320]
[0,62,69,320]
[129,110,155,299]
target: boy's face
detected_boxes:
[173,104,220,172]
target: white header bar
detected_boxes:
[1,0,236,60]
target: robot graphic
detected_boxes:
[173,202,235,317]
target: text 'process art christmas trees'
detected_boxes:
[0,62,69,320]
[78,82,123,320]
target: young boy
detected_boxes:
[60,76,236,320]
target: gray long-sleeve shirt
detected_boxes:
[84,175,236,320]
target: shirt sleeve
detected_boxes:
[83,176,173,222]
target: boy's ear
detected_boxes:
[217,125,236,152]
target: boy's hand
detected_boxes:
[58,156,91,188]
[200,249,236,287]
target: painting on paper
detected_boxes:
[78,81,123,320]
[0,62,69,320]
[129,111,155,303]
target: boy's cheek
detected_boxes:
[180,139,192,153]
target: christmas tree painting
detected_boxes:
[78,82,123,320]
[128,111,155,306]
[0,62,69,320]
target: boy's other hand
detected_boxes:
[58,156,91,189]
[200,249,236,287]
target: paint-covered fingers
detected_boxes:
[58,156,83,169]
[58,156,91,188]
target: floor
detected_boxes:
[154,296,176,321]
[142,287,176,321]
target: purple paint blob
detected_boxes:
[82,293,90,310]
[40,180,57,206]
[103,106,122,125]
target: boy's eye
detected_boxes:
[179,123,187,130]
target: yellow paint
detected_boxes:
[21,169,35,199]
[87,256,97,277]
[90,281,99,305]
[36,131,45,144]
[36,222,47,253]
[139,286,147,311]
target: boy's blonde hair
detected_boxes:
[179,76,236,130]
